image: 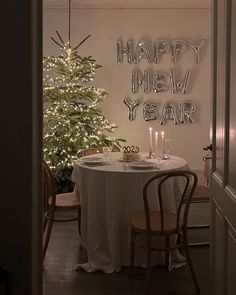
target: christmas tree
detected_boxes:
[43,1,124,193]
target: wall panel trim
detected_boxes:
[43,6,211,13]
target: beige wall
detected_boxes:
[43,6,211,170]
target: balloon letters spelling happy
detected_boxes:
[117,39,206,64]
[187,39,206,63]
[171,40,187,63]
[117,39,133,64]
[133,40,152,64]
[154,40,170,63]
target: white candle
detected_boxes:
[161,131,165,154]
[149,127,153,148]
[155,131,158,150]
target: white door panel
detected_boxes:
[227,228,236,295]
[214,206,225,295]
[228,0,236,192]
[211,0,236,294]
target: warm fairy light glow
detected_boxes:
[43,32,124,186]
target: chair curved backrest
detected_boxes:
[143,170,198,234]
[82,146,120,157]
[82,147,103,156]
[43,161,56,208]
[43,161,56,225]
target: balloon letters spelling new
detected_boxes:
[132,70,151,94]
[153,72,169,93]
[169,68,191,94]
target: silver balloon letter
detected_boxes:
[187,39,206,63]
[179,100,196,123]
[124,98,141,121]
[133,40,152,64]
[160,102,178,125]
[154,40,170,63]
[181,69,191,94]
[143,102,159,121]
[117,39,134,64]
[169,68,177,94]
[132,70,151,94]
[171,40,187,63]
[169,68,191,94]
[153,72,169,93]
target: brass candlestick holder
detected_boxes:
[147,147,153,159]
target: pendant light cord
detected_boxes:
[68,0,71,47]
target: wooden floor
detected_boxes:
[43,207,210,295]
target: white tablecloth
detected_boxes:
[71,153,188,273]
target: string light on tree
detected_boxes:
[43,0,124,192]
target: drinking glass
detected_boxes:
[163,138,171,160]
[102,146,112,162]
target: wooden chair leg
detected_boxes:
[42,216,47,233]
[146,233,151,295]
[165,236,170,269]
[43,210,54,261]
[129,229,136,277]
[77,207,81,235]
[183,229,200,293]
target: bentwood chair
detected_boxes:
[129,170,200,294]
[43,161,81,260]
[188,156,211,246]
[82,147,103,156]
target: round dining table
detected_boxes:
[71,152,188,273]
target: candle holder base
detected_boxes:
[147,148,154,159]
[162,154,169,160]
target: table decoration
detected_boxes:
[102,146,112,162]
[163,138,171,160]
[129,161,156,169]
[153,131,162,159]
[82,157,105,165]
[148,127,153,158]
[122,145,141,161]
[161,131,165,159]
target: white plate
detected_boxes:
[130,161,156,169]
[118,158,133,162]
[82,157,105,165]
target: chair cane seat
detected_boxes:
[130,211,183,234]
[43,161,81,261]
[55,192,80,209]
[48,192,80,209]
